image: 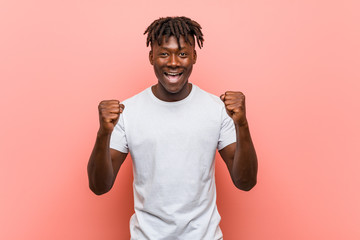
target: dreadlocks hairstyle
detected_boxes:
[144,16,204,49]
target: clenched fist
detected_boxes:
[220,91,247,127]
[98,100,124,134]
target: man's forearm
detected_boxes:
[231,123,258,191]
[87,131,115,195]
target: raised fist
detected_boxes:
[98,100,124,134]
[220,91,247,127]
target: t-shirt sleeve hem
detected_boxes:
[218,137,236,151]
[109,144,129,153]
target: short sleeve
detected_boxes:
[217,106,236,150]
[110,113,129,153]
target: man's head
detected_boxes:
[144,17,204,98]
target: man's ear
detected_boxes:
[193,49,197,64]
[149,50,154,65]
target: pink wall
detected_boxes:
[1,0,359,239]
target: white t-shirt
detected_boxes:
[110,84,236,240]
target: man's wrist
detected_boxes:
[97,128,112,138]
[234,119,249,128]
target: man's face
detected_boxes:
[149,35,197,94]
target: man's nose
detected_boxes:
[167,54,180,67]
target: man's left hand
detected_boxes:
[220,91,248,127]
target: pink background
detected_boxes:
[1,0,359,239]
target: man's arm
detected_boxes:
[219,92,258,191]
[87,100,128,195]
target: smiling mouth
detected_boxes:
[164,72,183,82]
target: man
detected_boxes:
[87,16,258,239]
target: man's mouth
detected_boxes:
[164,72,183,82]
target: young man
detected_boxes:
[87,16,258,239]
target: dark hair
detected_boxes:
[144,16,204,49]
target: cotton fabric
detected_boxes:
[110,84,235,239]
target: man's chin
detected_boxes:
[163,82,189,94]
[164,87,181,95]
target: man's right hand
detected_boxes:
[98,100,124,134]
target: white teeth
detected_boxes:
[166,72,181,76]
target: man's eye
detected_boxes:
[160,53,168,56]
[179,53,187,57]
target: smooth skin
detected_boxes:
[87,35,257,195]
[149,35,197,101]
